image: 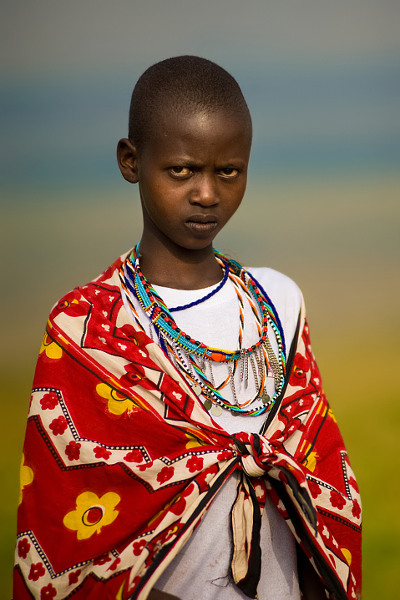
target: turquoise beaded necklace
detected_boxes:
[123,246,287,416]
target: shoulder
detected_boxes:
[48,253,127,322]
[247,267,302,309]
[247,267,303,354]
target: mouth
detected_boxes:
[185,215,218,235]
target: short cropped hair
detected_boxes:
[128,55,252,150]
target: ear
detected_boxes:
[117,138,139,184]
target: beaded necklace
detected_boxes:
[122,246,286,416]
[168,262,230,312]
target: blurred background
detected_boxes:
[1,1,399,598]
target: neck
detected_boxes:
[137,238,223,290]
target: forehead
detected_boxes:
[144,107,252,157]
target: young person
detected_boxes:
[14,56,361,600]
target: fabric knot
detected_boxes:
[233,433,275,479]
[240,454,266,478]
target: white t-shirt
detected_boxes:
[123,267,302,600]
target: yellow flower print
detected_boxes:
[116,581,126,600]
[96,382,135,415]
[185,430,209,450]
[39,333,63,360]
[328,408,337,423]
[341,547,352,565]
[303,450,319,473]
[19,454,34,505]
[63,491,120,540]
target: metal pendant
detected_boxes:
[262,391,271,404]
[204,399,212,411]
[192,384,202,396]
[244,354,249,389]
[210,404,223,417]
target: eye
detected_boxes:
[218,167,239,178]
[169,166,192,178]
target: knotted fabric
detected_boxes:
[230,432,319,597]
[14,252,362,600]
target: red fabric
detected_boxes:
[14,254,361,599]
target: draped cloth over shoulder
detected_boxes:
[14,253,362,600]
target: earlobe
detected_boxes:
[117,138,139,184]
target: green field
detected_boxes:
[2,177,399,598]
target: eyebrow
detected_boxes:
[167,157,247,168]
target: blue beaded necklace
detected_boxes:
[168,262,230,312]
[122,246,287,416]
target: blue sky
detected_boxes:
[2,1,399,75]
[1,1,399,194]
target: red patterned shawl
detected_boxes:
[14,253,362,600]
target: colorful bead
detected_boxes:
[122,246,287,417]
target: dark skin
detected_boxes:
[117,109,251,290]
[117,107,326,600]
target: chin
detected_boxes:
[175,238,216,253]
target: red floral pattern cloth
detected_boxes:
[14,253,361,599]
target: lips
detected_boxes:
[185,215,218,236]
[187,214,218,224]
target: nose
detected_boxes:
[190,174,219,206]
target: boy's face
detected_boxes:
[130,108,252,254]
